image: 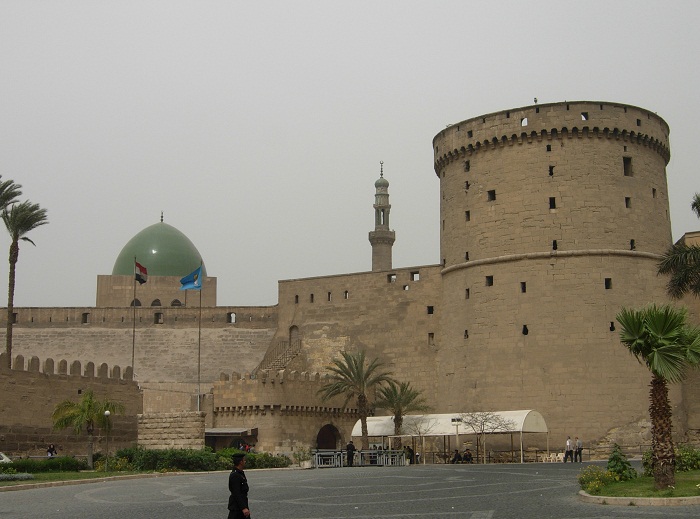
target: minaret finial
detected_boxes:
[380,160,384,177]
[160,211,164,223]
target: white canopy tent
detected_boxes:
[351,410,549,463]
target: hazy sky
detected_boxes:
[1,1,699,308]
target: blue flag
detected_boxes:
[180,266,202,291]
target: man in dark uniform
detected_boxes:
[228,453,250,519]
[346,440,356,467]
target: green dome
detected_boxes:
[112,222,207,277]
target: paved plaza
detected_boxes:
[3,462,699,519]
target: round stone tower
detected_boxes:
[431,101,673,442]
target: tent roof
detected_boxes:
[351,410,548,437]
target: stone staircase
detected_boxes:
[252,339,302,374]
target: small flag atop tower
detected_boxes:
[135,261,148,285]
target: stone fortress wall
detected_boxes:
[212,369,359,453]
[1,100,698,457]
[431,101,683,446]
[0,354,142,456]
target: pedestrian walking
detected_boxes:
[346,440,356,467]
[228,453,250,518]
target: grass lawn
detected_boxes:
[0,470,142,487]
[599,471,700,498]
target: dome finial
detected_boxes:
[160,211,164,223]
[380,160,384,178]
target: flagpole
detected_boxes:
[197,286,202,412]
[132,257,137,373]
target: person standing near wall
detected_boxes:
[574,437,583,462]
[228,453,250,519]
[346,440,356,467]
[563,436,574,463]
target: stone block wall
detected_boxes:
[0,354,141,456]
[213,370,359,453]
[138,412,205,450]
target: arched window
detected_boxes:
[170,299,182,307]
[130,299,141,307]
[151,299,162,307]
[227,312,237,324]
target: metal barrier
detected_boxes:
[313,449,407,468]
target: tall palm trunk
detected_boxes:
[393,414,403,449]
[4,240,18,368]
[650,373,675,489]
[358,393,369,450]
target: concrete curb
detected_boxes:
[578,490,700,506]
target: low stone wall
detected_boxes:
[138,412,206,450]
[0,354,141,457]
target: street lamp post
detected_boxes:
[104,410,110,472]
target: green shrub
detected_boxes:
[244,452,291,469]
[606,443,637,481]
[675,444,700,472]
[114,447,218,472]
[94,456,133,472]
[641,444,700,477]
[9,456,87,473]
[578,465,614,494]
[0,465,17,474]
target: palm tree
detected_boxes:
[658,192,700,299]
[52,389,125,469]
[374,381,429,449]
[616,304,700,489]
[3,200,48,368]
[318,350,394,450]
[0,176,22,212]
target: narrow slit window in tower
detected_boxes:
[464,160,470,172]
[465,210,471,222]
[465,288,470,299]
[522,325,529,335]
[652,188,657,198]
[428,333,435,345]
[623,157,633,176]
[327,292,332,302]
[625,197,631,208]
[427,306,434,315]
[465,181,470,190]
[506,111,510,118]
[549,197,556,209]
[546,144,551,152]
[630,239,636,250]
[549,166,555,176]
[467,130,473,138]
[310,294,314,303]
[521,282,527,293]
[464,330,469,339]
[610,322,616,332]
[465,252,469,261]
[552,240,558,250]
[605,278,613,290]
[637,119,641,126]
[487,190,496,201]
[294,295,299,304]
[485,275,494,286]
[82,313,90,324]
[344,290,349,299]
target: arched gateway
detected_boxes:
[316,424,341,449]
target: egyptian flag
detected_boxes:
[135,261,148,285]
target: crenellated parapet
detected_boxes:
[213,369,359,418]
[0,352,133,381]
[433,101,671,172]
